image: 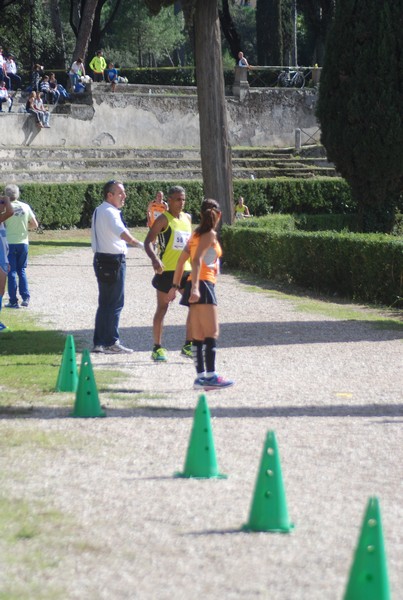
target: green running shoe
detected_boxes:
[152,347,168,362]
[181,343,192,358]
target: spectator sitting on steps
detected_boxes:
[105,62,118,92]
[49,72,69,102]
[39,75,51,103]
[68,58,85,90]
[5,55,21,90]
[0,80,13,113]
[25,91,49,128]
[34,91,50,128]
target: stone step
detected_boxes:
[0,156,332,172]
[0,145,303,160]
[4,165,337,184]
[0,141,335,183]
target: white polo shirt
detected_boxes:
[91,201,127,255]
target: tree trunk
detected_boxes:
[48,0,68,68]
[71,0,99,62]
[193,0,233,225]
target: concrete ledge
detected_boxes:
[0,87,319,148]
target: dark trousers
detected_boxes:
[7,73,21,90]
[93,255,125,347]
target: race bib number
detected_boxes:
[172,230,190,250]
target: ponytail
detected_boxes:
[194,198,221,236]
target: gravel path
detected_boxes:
[1,245,402,599]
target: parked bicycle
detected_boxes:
[277,67,305,89]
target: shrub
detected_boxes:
[222,226,403,306]
[18,179,355,228]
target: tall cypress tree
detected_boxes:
[256,0,283,65]
[317,0,403,232]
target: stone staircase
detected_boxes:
[0,145,336,184]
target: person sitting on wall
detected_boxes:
[105,62,118,92]
[26,91,44,127]
[39,74,51,103]
[5,55,21,90]
[34,91,50,127]
[0,80,13,113]
[49,72,69,102]
[68,58,85,90]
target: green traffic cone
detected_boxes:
[175,394,226,479]
[56,334,78,392]
[343,497,390,600]
[243,430,293,533]
[71,350,105,418]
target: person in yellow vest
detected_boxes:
[89,50,107,82]
[147,190,168,228]
[144,186,192,362]
[168,198,234,390]
[235,196,251,218]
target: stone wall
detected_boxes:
[1,86,319,148]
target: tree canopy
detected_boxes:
[316,0,403,232]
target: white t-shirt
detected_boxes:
[91,201,127,255]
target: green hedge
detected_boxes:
[18,181,205,229]
[221,226,403,306]
[17,178,354,229]
[232,177,355,215]
[234,213,360,233]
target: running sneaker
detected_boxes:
[152,347,168,362]
[5,302,19,309]
[0,322,10,332]
[203,375,234,390]
[92,345,104,353]
[181,343,193,358]
[103,342,133,354]
[193,376,206,389]
[21,299,30,307]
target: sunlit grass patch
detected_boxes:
[238,275,402,329]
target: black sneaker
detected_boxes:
[5,302,19,309]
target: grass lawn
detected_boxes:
[0,229,147,411]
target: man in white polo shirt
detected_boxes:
[91,180,144,354]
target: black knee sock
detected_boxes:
[204,337,217,377]
[192,340,205,376]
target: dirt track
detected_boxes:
[1,245,402,599]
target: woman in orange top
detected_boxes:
[168,198,234,390]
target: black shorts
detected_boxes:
[152,270,190,294]
[180,280,217,307]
